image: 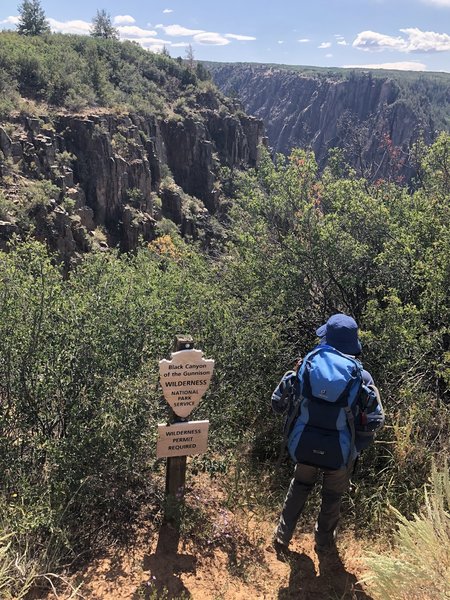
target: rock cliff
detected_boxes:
[210,64,441,180]
[0,109,264,266]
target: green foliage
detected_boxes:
[0,191,15,220]
[422,131,450,197]
[0,68,19,118]
[155,218,180,237]
[0,179,60,228]
[126,187,145,207]
[226,140,450,527]
[0,31,207,116]
[196,61,212,82]
[0,232,292,593]
[0,244,165,565]
[55,150,75,169]
[17,0,50,37]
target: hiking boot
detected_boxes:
[272,535,290,561]
[314,539,337,555]
[314,523,337,555]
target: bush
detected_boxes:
[0,235,292,592]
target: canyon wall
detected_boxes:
[0,109,264,265]
[210,65,438,180]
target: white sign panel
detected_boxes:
[156,420,210,458]
[159,349,214,417]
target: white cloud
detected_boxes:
[39,16,165,44]
[298,38,310,43]
[318,42,332,49]
[156,24,204,36]
[137,37,170,45]
[117,35,171,50]
[145,45,164,53]
[163,8,174,13]
[422,0,450,5]
[47,18,91,35]
[114,15,135,25]
[156,24,232,45]
[353,28,450,53]
[117,25,157,38]
[193,32,230,46]
[224,33,256,41]
[343,61,427,71]
[139,39,170,49]
[0,15,19,25]
[171,42,189,47]
[335,34,347,45]
[401,27,450,51]
[325,53,333,58]
[353,30,405,52]
[278,40,284,44]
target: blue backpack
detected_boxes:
[287,344,363,470]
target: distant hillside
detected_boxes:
[207,62,450,181]
[0,31,216,118]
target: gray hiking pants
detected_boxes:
[275,462,351,547]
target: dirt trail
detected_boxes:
[74,526,372,599]
[46,474,374,599]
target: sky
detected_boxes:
[1,0,450,72]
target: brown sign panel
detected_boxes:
[156,420,209,459]
[159,349,214,418]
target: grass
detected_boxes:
[365,461,450,599]
[0,532,36,600]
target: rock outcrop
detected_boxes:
[210,65,439,180]
[0,109,264,265]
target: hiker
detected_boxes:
[272,313,384,555]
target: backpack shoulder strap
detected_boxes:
[274,361,303,468]
[344,405,356,472]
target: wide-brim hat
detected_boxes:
[316,313,362,355]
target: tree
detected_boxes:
[17,0,50,36]
[185,44,195,71]
[196,61,211,81]
[90,9,119,40]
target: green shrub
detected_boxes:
[0,191,15,220]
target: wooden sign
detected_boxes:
[156,420,210,458]
[159,349,214,418]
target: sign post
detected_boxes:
[158,335,214,523]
